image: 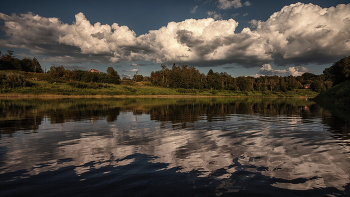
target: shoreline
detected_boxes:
[0,93,311,99]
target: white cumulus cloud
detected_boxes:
[0,3,350,70]
[123,69,138,72]
[218,0,242,9]
[254,3,350,66]
[258,64,308,76]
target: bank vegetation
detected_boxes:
[1,50,349,99]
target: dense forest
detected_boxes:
[0,50,121,86]
[0,50,43,73]
[1,49,349,94]
[150,60,347,93]
[150,55,350,93]
[47,65,121,85]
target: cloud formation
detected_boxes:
[218,0,242,9]
[191,6,198,14]
[121,74,132,78]
[257,64,308,77]
[217,0,251,9]
[255,3,350,66]
[244,1,251,7]
[123,69,138,72]
[0,3,350,69]
[207,11,223,20]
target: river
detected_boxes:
[0,98,349,196]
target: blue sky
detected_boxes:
[1,0,349,78]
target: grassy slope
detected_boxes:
[0,71,319,98]
[0,81,318,98]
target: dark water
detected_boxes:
[0,98,349,197]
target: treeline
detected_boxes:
[47,66,121,84]
[0,50,121,86]
[0,50,43,73]
[2,49,349,93]
[150,64,332,92]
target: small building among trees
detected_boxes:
[89,68,100,74]
[303,84,311,89]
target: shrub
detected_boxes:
[123,86,137,93]
[47,78,66,84]
[177,88,197,94]
[68,81,109,89]
[311,81,325,93]
[211,90,218,95]
[0,73,32,88]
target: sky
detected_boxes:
[0,0,349,78]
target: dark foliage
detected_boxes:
[323,55,350,85]
[0,50,43,73]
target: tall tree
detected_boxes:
[32,57,43,73]
[106,67,121,84]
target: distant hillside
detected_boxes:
[314,80,350,107]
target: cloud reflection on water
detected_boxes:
[0,98,349,195]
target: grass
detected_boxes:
[0,70,319,98]
[0,80,319,98]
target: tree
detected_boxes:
[207,69,221,89]
[0,50,15,70]
[20,58,34,72]
[106,67,121,84]
[0,50,43,72]
[267,77,278,91]
[323,81,333,90]
[286,76,301,90]
[48,65,65,79]
[237,77,253,91]
[107,67,118,76]
[32,57,43,73]
[323,55,350,85]
[133,73,144,82]
[311,80,325,93]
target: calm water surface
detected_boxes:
[0,98,349,197]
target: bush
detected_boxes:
[0,73,32,88]
[68,81,109,89]
[211,90,218,95]
[123,86,137,93]
[47,78,66,84]
[310,81,325,93]
[177,88,197,94]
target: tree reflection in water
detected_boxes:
[0,98,349,196]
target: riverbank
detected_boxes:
[0,79,318,99]
[0,93,233,99]
[0,90,317,99]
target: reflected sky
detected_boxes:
[0,98,349,196]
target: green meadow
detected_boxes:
[0,70,318,98]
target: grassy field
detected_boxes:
[0,70,319,98]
